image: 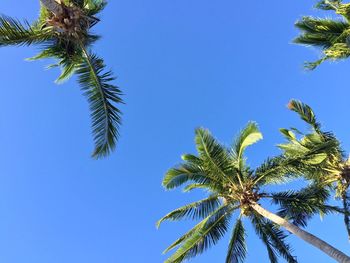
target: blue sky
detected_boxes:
[0,1,349,262]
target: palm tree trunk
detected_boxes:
[251,202,350,263]
[40,0,63,15]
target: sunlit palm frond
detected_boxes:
[234,122,263,170]
[194,128,234,183]
[294,1,350,69]
[294,17,348,49]
[287,100,321,131]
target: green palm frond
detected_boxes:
[294,1,350,69]
[156,195,222,228]
[287,100,320,131]
[251,214,297,263]
[77,50,123,158]
[0,16,53,47]
[194,128,234,184]
[165,205,233,263]
[254,156,301,185]
[162,219,207,255]
[271,185,342,227]
[252,217,278,263]
[162,163,220,191]
[234,122,263,169]
[294,17,348,49]
[254,138,337,185]
[226,218,247,263]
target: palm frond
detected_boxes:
[287,100,320,131]
[156,195,222,228]
[254,138,338,185]
[234,122,263,169]
[77,50,123,158]
[0,16,53,47]
[226,218,247,263]
[251,214,297,263]
[252,215,278,263]
[254,155,300,185]
[165,205,233,263]
[162,219,207,254]
[271,185,341,227]
[162,163,222,191]
[195,128,235,184]
[294,17,348,49]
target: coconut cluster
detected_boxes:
[46,3,89,38]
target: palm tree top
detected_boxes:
[158,121,341,262]
[0,0,123,158]
[283,100,350,240]
[294,0,350,69]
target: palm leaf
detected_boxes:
[195,128,235,185]
[271,185,342,227]
[226,218,247,263]
[0,16,53,47]
[251,213,297,263]
[294,17,348,49]
[156,195,222,228]
[165,205,233,263]
[77,50,123,158]
[234,122,263,170]
[162,163,221,191]
[287,100,320,131]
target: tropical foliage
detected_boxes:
[0,0,123,158]
[281,100,350,239]
[157,122,346,262]
[294,0,350,69]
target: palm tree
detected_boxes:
[294,0,350,69]
[281,100,350,240]
[0,0,123,158]
[157,122,350,262]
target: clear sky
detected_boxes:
[0,1,349,262]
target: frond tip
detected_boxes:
[77,51,123,158]
[226,218,247,263]
[287,99,320,130]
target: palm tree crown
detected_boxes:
[281,100,350,240]
[157,122,346,262]
[294,0,350,69]
[0,0,123,158]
